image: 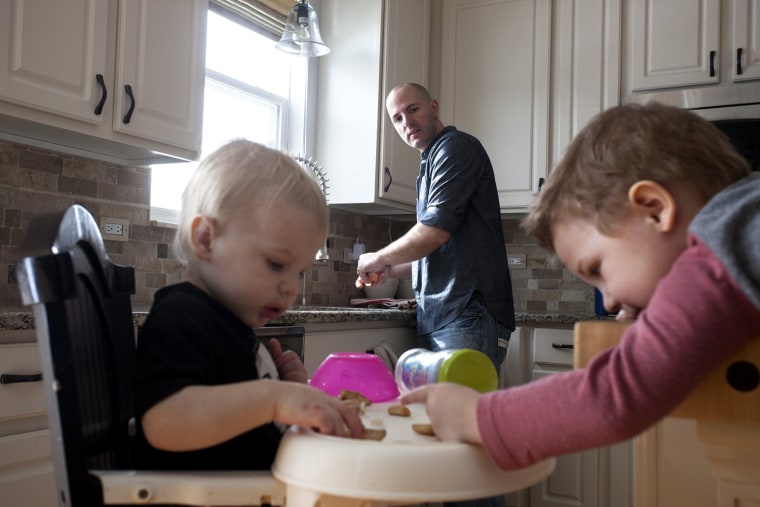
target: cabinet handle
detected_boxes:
[538,177,545,192]
[709,50,716,77]
[737,48,744,75]
[123,84,136,124]
[551,343,573,350]
[0,373,42,384]
[383,167,393,192]
[94,74,108,115]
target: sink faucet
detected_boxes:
[292,154,330,263]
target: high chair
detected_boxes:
[16,204,555,506]
[573,320,760,507]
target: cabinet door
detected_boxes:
[0,0,109,124]
[629,0,720,91]
[634,418,717,507]
[114,0,206,155]
[377,0,430,207]
[732,0,760,81]
[551,0,621,166]
[441,0,551,213]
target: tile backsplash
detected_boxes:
[0,140,594,315]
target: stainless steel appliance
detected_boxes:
[624,84,760,172]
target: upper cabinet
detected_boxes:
[316,0,430,214]
[627,0,721,91]
[0,0,207,166]
[441,0,550,213]
[732,0,760,81]
[623,0,760,101]
[441,0,621,214]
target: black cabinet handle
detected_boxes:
[1,373,42,384]
[551,343,573,350]
[709,50,716,77]
[538,177,545,192]
[94,74,107,115]
[737,48,744,75]
[123,84,135,124]
[383,167,393,192]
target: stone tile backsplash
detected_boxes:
[0,140,594,315]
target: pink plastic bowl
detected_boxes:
[310,352,400,402]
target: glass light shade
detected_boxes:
[276,1,330,57]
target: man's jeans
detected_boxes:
[419,292,509,507]
[421,292,509,371]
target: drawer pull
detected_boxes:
[0,373,42,385]
[551,343,573,350]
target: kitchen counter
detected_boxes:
[0,306,601,332]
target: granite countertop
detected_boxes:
[0,306,600,331]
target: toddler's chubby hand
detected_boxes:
[275,383,365,439]
[268,339,307,384]
[401,383,483,445]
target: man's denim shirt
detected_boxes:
[414,126,515,335]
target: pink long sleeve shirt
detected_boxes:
[478,175,760,470]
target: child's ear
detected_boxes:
[189,215,216,260]
[628,180,677,232]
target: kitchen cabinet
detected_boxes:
[623,0,760,95]
[315,0,430,214]
[0,331,56,507]
[441,0,621,213]
[504,327,631,507]
[0,0,207,166]
[633,417,717,507]
[302,320,418,377]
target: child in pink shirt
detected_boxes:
[402,102,760,470]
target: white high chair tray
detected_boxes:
[272,401,555,503]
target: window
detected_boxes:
[150,9,309,223]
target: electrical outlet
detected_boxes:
[105,223,123,235]
[507,255,526,269]
[343,248,355,264]
[101,217,129,242]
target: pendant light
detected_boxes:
[276,0,330,57]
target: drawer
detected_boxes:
[0,343,46,421]
[532,328,575,367]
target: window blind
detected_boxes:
[210,0,295,37]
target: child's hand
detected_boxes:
[275,383,365,438]
[268,339,308,384]
[401,383,483,444]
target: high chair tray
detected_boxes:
[272,401,555,503]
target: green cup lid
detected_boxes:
[438,349,498,393]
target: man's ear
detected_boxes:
[189,215,216,260]
[628,180,677,232]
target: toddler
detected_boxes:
[136,140,363,470]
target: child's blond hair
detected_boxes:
[174,140,328,265]
[523,102,750,253]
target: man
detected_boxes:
[358,83,514,507]
[358,83,514,384]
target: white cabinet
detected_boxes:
[315,0,430,214]
[627,0,720,91]
[302,321,418,377]
[732,0,760,81]
[0,0,207,166]
[633,417,717,507]
[623,0,760,96]
[440,0,621,214]
[504,327,631,507]
[441,0,551,213]
[0,332,56,507]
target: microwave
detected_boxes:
[624,83,760,172]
